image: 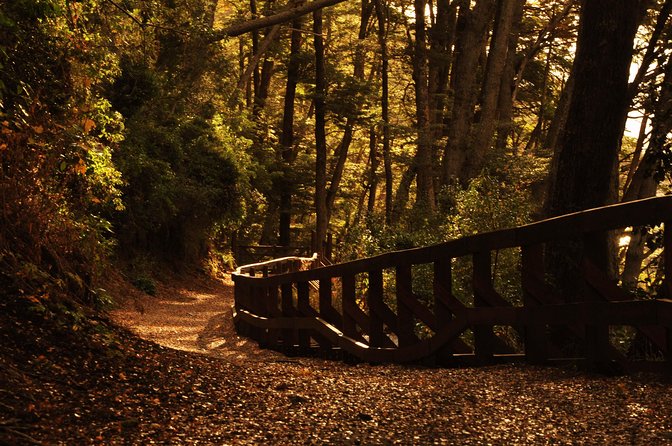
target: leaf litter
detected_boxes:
[0,273,671,445]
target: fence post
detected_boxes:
[663,220,672,299]
[342,274,360,337]
[473,251,496,363]
[297,281,311,352]
[432,258,468,361]
[368,269,387,348]
[396,264,416,347]
[433,259,453,325]
[666,320,672,374]
[522,244,548,364]
[281,282,296,351]
[580,233,611,372]
[266,284,281,348]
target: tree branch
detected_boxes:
[216,0,349,38]
[628,0,672,98]
[229,24,282,106]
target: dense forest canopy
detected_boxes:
[1,0,672,307]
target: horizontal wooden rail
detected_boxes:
[234,253,317,276]
[232,196,672,373]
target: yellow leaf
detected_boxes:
[0,143,7,151]
[33,125,44,134]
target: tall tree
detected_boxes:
[323,0,374,227]
[411,0,436,211]
[494,0,526,151]
[314,8,328,256]
[279,8,305,246]
[545,1,644,216]
[464,0,522,178]
[544,0,645,295]
[374,0,393,225]
[441,0,497,186]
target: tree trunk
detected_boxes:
[279,7,305,246]
[464,0,520,178]
[441,0,497,186]
[428,0,458,191]
[251,0,260,94]
[544,0,643,301]
[253,0,279,117]
[412,0,436,211]
[391,165,416,224]
[546,0,642,216]
[218,0,350,38]
[323,0,373,226]
[374,0,393,225]
[494,0,525,152]
[314,8,328,257]
[234,25,281,103]
[367,126,379,215]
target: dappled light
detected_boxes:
[3,0,672,443]
[111,276,285,365]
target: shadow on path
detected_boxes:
[110,274,284,365]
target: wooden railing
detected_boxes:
[232,244,313,266]
[231,197,672,373]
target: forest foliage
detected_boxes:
[1,0,672,311]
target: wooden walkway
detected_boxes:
[232,197,672,373]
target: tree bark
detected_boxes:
[494,0,525,152]
[323,0,373,226]
[464,0,519,178]
[546,0,642,217]
[391,164,416,224]
[233,25,281,103]
[544,0,644,300]
[412,0,436,211]
[367,126,379,215]
[279,7,305,246]
[374,0,393,225]
[441,0,497,186]
[253,0,279,117]
[218,0,349,37]
[314,8,328,256]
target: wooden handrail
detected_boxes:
[234,253,318,276]
[231,196,672,373]
[234,196,672,286]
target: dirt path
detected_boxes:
[105,274,672,445]
[110,274,284,366]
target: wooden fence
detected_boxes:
[232,197,672,373]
